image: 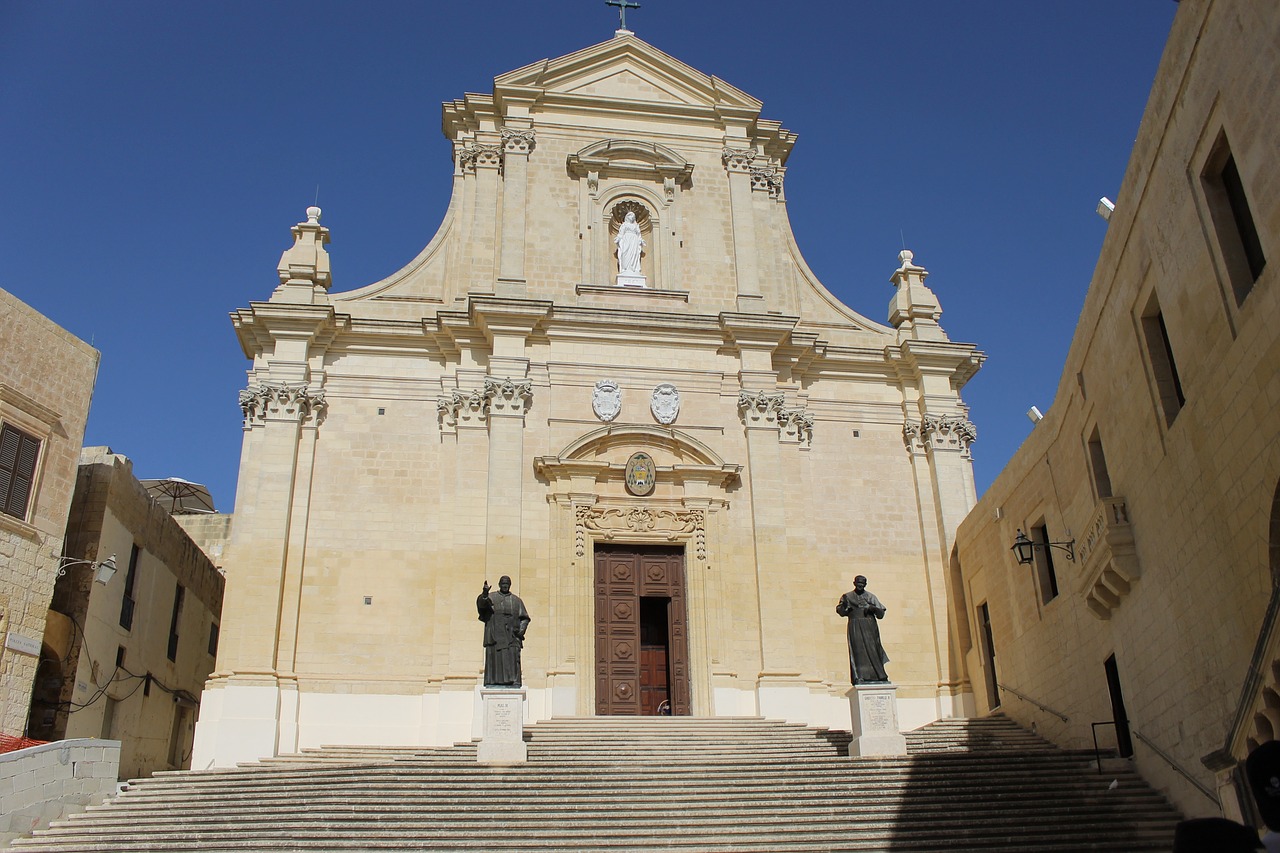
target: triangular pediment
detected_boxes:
[495,34,761,112]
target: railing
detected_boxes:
[1134,729,1218,804]
[996,683,1069,722]
[1091,720,1121,774]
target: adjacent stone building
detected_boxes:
[0,287,98,737]
[952,0,1277,820]
[38,448,224,779]
[194,32,984,767]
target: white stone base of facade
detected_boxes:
[477,688,528,764]
[846,683,908,757]
[615,273,647,287]
[192,678,969,768]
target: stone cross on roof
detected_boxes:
[606,0,640,32]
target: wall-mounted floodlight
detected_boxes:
[1027,406,1044,424]
[1097,197,1115,221]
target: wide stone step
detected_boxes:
[9,715,1180,852]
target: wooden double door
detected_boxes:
[594,544,691,716]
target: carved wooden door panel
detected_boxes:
[595,548,641,715]
[595,544,689,716]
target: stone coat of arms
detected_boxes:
[592,380,622,422]
[650,383,680,425]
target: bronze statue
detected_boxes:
[477,575,530,688]
[836,575,889,685]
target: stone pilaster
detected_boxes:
[497,128,535,291]
[722,145,762,309]
[459,141,503,293]
[484,376,533,582]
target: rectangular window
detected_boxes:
[1140,293,1185,426]
[207,623,219,657]
[1032,524,1059,605]
[119,545,139,630]
[1203,134,1266,304]
[0,423,40,520]
[167,584,184,662]
[1087,428,1113,500]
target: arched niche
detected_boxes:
[568,138,691,289]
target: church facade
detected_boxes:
[193,33,983,767]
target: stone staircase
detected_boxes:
[9,715,1180,851]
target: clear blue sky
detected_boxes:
[0,1,1177,512]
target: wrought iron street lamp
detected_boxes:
[1010,530,1075,566]
[55,554,118,585]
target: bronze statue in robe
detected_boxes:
[836,575,890,685]
[477,575,531,688]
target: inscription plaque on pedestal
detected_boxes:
[478,688,527,764]
[846,683,907,757]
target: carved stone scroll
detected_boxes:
[575,506,706,561]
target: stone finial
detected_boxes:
[887,249,946,342]
[273,206,332,304]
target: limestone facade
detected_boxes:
[194,34,984,767]
[0,288,98,737]
[952,0,1279,819]
[38,448,224,779]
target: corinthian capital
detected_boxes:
[919,413,978,457]
[239,382,327,428]
[749,166,783,198]
[500,128,536,155]
[778,407,814,446]
[721,147,757,173]
[737,390,785,427]
[458,143,503,174]
[484,377,533,417]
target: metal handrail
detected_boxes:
[996,683,1069,722]
[1091,720,1121,774]
[1133,729,1218,804]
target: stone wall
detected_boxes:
[0,288,99,737]
[953,0,1280,819]
[0,738,120,846]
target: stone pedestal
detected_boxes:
[477,688,527,764]
[616,273,647,288]
[846,683,907,757]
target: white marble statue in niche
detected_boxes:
[612,203,648,287]
[592,380,622,422]
[615,212,645,274]
[651,383,680,425]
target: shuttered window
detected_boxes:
[0,424,41,520]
